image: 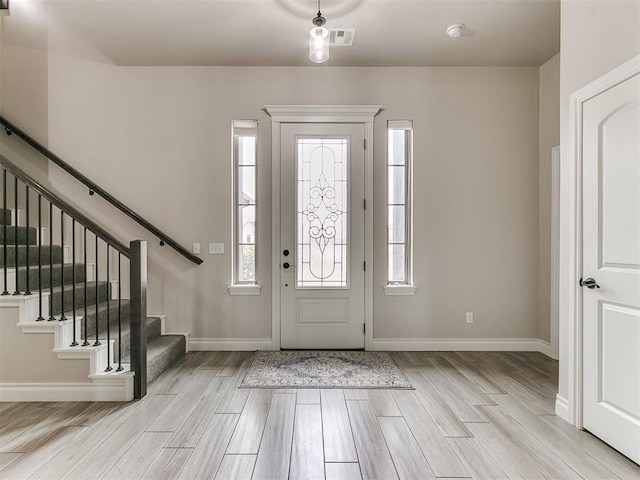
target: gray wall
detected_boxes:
[1,4,544,348]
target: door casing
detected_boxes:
[265,105,381,351]
[560,54,640,428]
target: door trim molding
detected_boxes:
[264,105,381,351]
[562,54,640,427]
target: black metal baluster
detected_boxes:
[2,169,8,296]
[82,227,89,346]
[48,203,55,320]
[94,234,100,347]
[70,219,77,346]
[24,186,31,295]
[117,252,123,371]
[12,176,19,295]
[105,246,112,372]
[59,211,66,320]
[37,195,43,320]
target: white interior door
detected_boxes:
[280,123,365,349]
[582,72,640,463]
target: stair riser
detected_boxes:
[112,317,162,361]
[82,301,131,339]
[0,245,63,267]
[0,208,11,226]
[0,226,38,245]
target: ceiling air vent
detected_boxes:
[329,29,356,47]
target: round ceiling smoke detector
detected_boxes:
[446,24,465,38]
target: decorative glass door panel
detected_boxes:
[280,123,366,349]
[296,137,349,288]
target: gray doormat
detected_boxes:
[240,351,413,389]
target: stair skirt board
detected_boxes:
[0,377,134,402]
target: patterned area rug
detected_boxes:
[240,351,413,389]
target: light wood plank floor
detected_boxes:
[1,351,639,479]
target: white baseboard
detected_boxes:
[555,394,571,423]
[536,340,553,357]
[371,338,551,352]
[0,379,134,402]
[189,338,273,351]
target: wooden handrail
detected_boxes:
[0,154,131,257]
[0,115,203,265]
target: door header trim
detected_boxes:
[264,105,381,123]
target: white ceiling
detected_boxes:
[42,0,560,67]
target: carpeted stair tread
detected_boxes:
[83,315,163,361]
[47,280,110,316]
[0,226,38,245]
[14,263,85,292]
[0,245,63,267]
[68,299,132,339]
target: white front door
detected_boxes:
[582,72,640,463]
[280,123,366,349]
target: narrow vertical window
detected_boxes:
[233,120,257,285]
[387,120,413,287]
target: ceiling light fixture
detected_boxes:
[310,0,329,63]
[446,24,465,38]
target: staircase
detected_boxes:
[0,206,187,401]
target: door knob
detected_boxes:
[283,262,295,269]
[580,277,600,289]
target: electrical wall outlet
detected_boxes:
[209,243,224,254]
[465,312,474,324]
[192,243,201,254]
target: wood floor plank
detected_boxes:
[447,437,509,480]
[64,402,122,427]
[217,351,253,377]
[0,407,56,451]
[102,431,172,480]
[226,389,273,454]
[0,403,17,414]
[343,389,369,400]
[480,366,555,414]
[252,394,296,480]
[148,369,218,432]
[177,414,238,480]
[391,390,470,478]
[415,365,487,423]
[200,351,231,370]
[378,416,436,479]
[404,372,472,437]
[297,389,320,404]
[325,463,362,480]
[63,394,174,480]
[346,400,398,480]
[368,390,401,417]
[140,448,193,480]
[388,352,418,373]
[489,395,623,479]
[445,353,505,394]
[165,376,233,448]
[214,454,256,480]
[465,422,547,480]
[539,414,640,479]
[149,352,213,395]
[290,404,324,480]
[0,404,39,430]
[320,390,358,463]
[429,357,498,405]
[0,403,90,453]
[403,351,444,366]
[0,427,86,480]
[27,399,145,480]
[478,405,584,480]
[216,356,253,414]
[0,452,22,471]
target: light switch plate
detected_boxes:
[209,243,224,254]
[192,243,201,254]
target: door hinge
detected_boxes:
[364,138,367,150]
[363,323,366,334]
[363,198,367,210]
[363,261,366,271]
